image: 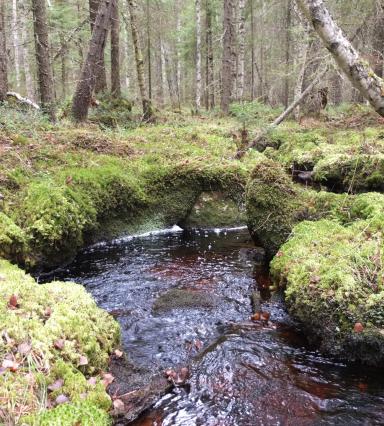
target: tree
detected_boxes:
[237,0,246,101]
[32,0,56,121]
[111,0,121,97]
[72,0,113,122]
[0,0,7,102]
[195,0,202,111]
[296,0,384,116]
[89,0,108,93]
[221,0,235,113]
[205,0,214,109]
[127,0,152,120]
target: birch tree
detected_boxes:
[296,0,384,116]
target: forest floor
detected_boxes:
[1,102,384,423]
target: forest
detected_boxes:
[1,0,384,425]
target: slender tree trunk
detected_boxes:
[176,0,182,108]
[296,0,384,116]
[127,0,152,120]
[221,0,235,113]
[20,1,34,100]
[72,0,113,121]
[32,0,56,121]
[59,34,68,98]
[111,0,121,97]
[163,41,177,107]
[205,0,214,109]
[237,0,246,101]
[250,0,255,100]
[284,0,292,108]
[89,0,108,93]
[195,0,202,111]
[12,0,21,91]
[0,0,7,102]
[293,38,309,120]
[146,0,152,100]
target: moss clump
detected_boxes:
[270,217,384,366]
[0,213,26,260]
[0,260,120,424]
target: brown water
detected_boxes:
[42,227,384,425]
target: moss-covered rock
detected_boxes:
[0,260,120,424]
[181,191,246,229]
[270,216,384,366]
[0,213,26,261]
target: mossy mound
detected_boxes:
[270,215,384,366]
[0,260,120,424]
[264,127,384,193]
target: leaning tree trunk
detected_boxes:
[127,0,152,120]
[195,0,202,112]
[111,0,121,97]
[0,0,7,102]
[296,0,384,116]
[72,0,113,122]
[32,0,56,121]
[89,0,108,93]
[221,0,235,113]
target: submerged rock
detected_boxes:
[153,288,219,312]
[180,191,246,229]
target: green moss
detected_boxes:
[270,217,384,365]
[0,260,119,423]
[0,213,26,260]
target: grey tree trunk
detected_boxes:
[296,0,384,116]
[12,0,21,91]
[205,0,214,109]
[221,0,235,113]
[195,0,202,111]
[237,0,246,100]
[127,0,152,120]
[72,0,113,122]
[89,0,108,93]
[111,0,121,97]
[0,0,7,102]
[32,0,56,121]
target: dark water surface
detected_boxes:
[43,227,384,425]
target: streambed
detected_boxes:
[42,227,384,425]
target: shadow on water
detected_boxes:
[39,227,384,425]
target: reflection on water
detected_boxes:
[43,227,384,425]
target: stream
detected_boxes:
[41,227,384,425]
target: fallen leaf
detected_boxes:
[87,377,97,386]
[54,339,65,350]
[48,379,64,392]
[261,311,270,321]
[114,349,123,358]
[0,274,5,281]
[8,294,19,308]
[194,340,203,351]
[55,394,69,405]
[78,356,88,366]
[65,176,73,185]
[101,373,114,387]
[18,342,32,355]
[80,393,88,400]
[354,322,364,333]
[2,359,19,372]
[44,307,52,318]
[251,312,261,321]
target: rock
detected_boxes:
[152,289,219,312]
[239,247,266,264]
[181,191,246,229]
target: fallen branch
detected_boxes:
[236,67,328,159]
[6,92,40,110]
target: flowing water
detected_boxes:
[42,227,384,425]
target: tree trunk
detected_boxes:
[32,0,56,121]
[12,0,21,91]
[146,0,152,100]
[205,0,214,109]
[195,0,202,111]
[284,0,292,108]
[89,0,108,93]
[0,0,7,102]
[296,0,384,116]
[127,0,152,120]
[72,0,113,122]
[111,0,121,97]
[176,0,182,108]
[250,0,255,100]
[221,0,235,113]
[20,0,34,100]
[237,0,246,101]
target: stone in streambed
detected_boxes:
[152,288,219,312]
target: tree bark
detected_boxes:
[146,0,152,100]
[89,0,108,93]
[12,0,21,91]
[20,0,34,100]
[32,0,56,121]
[72,0,113,122]
[237,0,246,101]
[111,0,121,97]
[205,0,214,109]
[296,0,384,116]
[195,0,202,111]
[284,0,292,108]
[221,0,235,113]
[0,0,7,102]
[127,0,152,120]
